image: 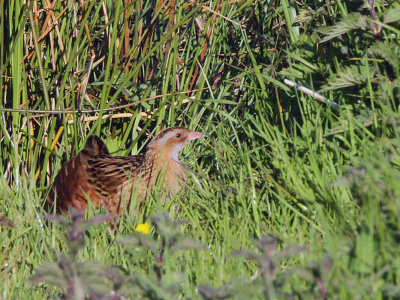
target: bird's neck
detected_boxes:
[144,146,186,188]
[145,147,180,169]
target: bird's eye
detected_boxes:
[175,133,181,138]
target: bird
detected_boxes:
[46,127,205,217]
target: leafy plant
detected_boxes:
[31,211,205,299]
[30,211,124,299]
[119,212,204,298]
[198,236,331,300]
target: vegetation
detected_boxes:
[1,0,400,298]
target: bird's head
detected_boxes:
[147,127,205,162]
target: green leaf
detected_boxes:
[320,64,369,91]
[319,13,368,42]
[368,42,400,74]
[383,3,400,24]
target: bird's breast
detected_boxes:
[145,156,187,194]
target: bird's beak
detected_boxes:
[187,130,205,141]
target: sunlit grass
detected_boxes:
[1,0,400,298]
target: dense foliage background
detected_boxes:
[1,0,400,298]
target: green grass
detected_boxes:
[1,0,400,298]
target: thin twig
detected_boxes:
[283,78,339,109]
[65,98,191,123]
[0,89,204,115]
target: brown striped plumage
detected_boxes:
[46,127,204,216]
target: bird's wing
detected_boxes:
[81,153,146,215]
[79,135,144,197]
[83,154,145,194]
[47,135,145,214]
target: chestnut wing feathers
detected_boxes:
[84,154,145,195]
[81,135,145,194]
[47,135,145,214]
